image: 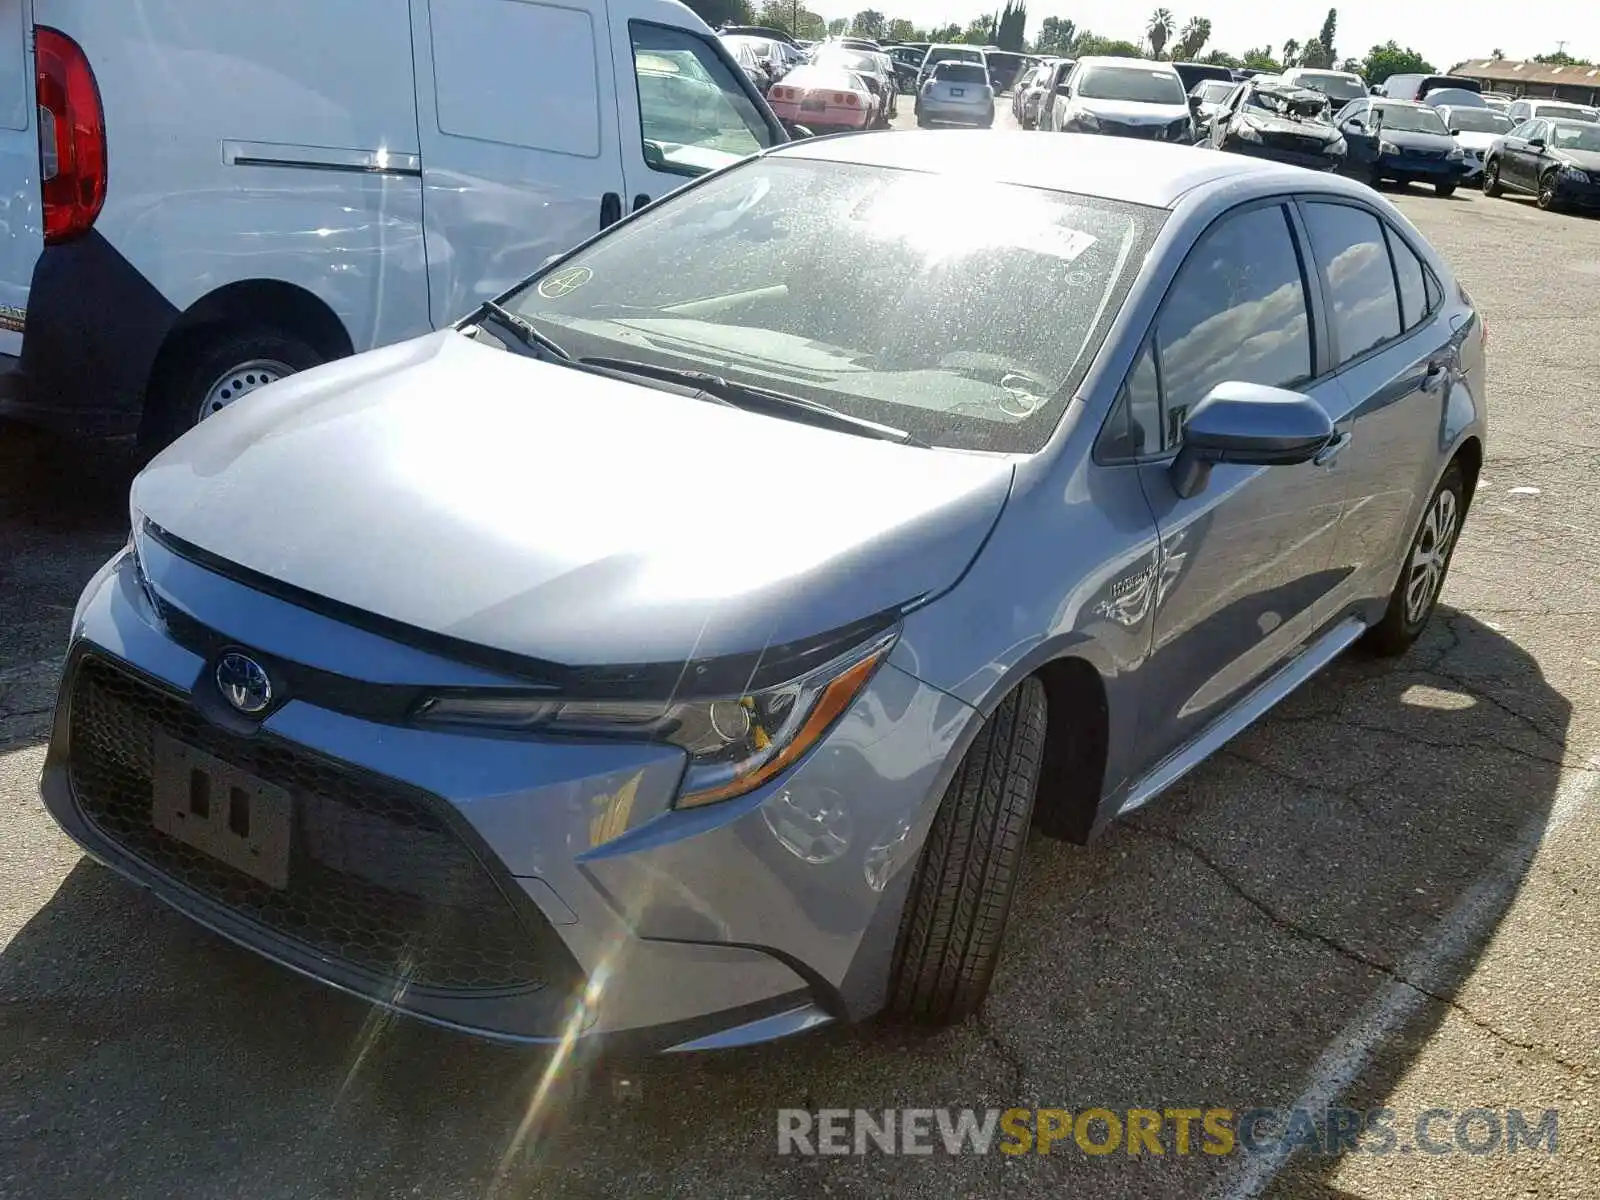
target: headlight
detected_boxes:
[1067,109,1099,131]
[1379,140,1401,155]
[415,628,898,808]
[1562,165,1591,182]
[1235,121,1263,142]
[1168,117,1191,140]
[1329,135,1347,154]
[1446,146,1464,161]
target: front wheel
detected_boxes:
[887,678,1047,1024]
[1435,182,1457,197]
[1482,160,1504,196]
[1362,462,1466,656]
[142,327,324,452]
[1537,171,1561,210]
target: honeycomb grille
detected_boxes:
[66,656,571,994]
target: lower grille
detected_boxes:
[66,655,575,994]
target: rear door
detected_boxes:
[0,3,39,359]
[410,0,627,328]
[607,6,779,213]
[1503,119,1544,189]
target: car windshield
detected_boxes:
[1549,121,1600,151]
[936,63,988,84]
[1195,81,1232,102]
[1291,71,1368,103]
[817,50,877,73]
[928,47,983,65]
[505,158,1161,453]
[1443,108,1513,133]
[1538,104,1598,122]
[1374,103,1448,134]
[1076,65,1186,105]
[1247,86,1331,121]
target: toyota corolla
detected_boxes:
[42,133,1486,1052]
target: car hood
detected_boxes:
[1075,98,1190,123]
[1452,131,1500,151]
[1241,112,1340,140]
[132,332,1016,669]
[1553,147,1600,171]
[1378,127,1454,150]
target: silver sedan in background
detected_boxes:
[41,133,1485,1053]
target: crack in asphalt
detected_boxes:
[1128,823,1596,1082]
[974,1006,1030,1099]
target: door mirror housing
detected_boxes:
[1528,136,1546,150]
[1345,118,1364,131]
[1449,127,1461,136]
[783,121,816,139]
[1170,382,1335,499]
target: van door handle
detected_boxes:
[1313,430,1352,467]
[600,192,622,228]
[632,193,650,212]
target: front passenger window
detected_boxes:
[630,23,772,177]
[1154,204,1314,448]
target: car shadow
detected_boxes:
[0,607,1568,1198]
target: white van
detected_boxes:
[0,0,784,446]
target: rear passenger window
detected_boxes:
[1301,202,1402,366]
[1385,226,1434,330]
[1154,204,1313,447]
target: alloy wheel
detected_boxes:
[1404,487,1460,625]
[1537,175,1557,210]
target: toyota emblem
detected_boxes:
[215,652,273,715]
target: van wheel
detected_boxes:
[887,677,1046,1024]
[143,328,324,452]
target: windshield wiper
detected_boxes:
[469,301,570,361]
[578,356,928,447]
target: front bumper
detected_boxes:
[1552,174,1600,209]
[1375,152,1467,181]
[1226,138,1342,171]
[39,545,976,1050]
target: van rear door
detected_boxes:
[410,0,628,328]
[605,0,781,213]
[0,3,40,362]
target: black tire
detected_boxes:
[1367,166,1384,188]
[887,677,1047,1024]
[1482,159,1504,197]
[143,327,324,452]
[1362,462,1467,657]
[1537,171,1560,211]
[916,113,930,128]
[1435,182,1456,197]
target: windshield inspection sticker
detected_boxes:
[538,266,593,299]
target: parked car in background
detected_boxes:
[43,131,1486,1052]
[1187,78,1236,139]
[1480,91,1514,113]
[1483,117,1600,211]
[0,0,785,450]
[723,35,772,92]
[1435,105,1514,180]
[1419,87,1487,113]
[1172,61,1234,93]
[1278,67,1368,107]
[1209,77,1346,170]
[1014,61,1061,128]
[1035,57,1078,130]
[718,24,799,48]
[915,61,995,128]
[722,34,795,86]
[1335,97,1468,195]
[885,45,925,90]
[917,43,986,88]
[811,44,897,122]
[1504,98,1599,125]
[1380,73,1481,102]
[1043,56,1192,142]
[769,64,881,133]
[983,49,1034,94]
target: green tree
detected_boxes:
[1490,47,1505,59]
[1034,15,1075,56]
[1199,48,1241,67]
[827,16,847,35]
[1074,32,1144,57]
[995,0,1028,51]
[1318,8,1338,64]
[1281,37,1300,66]
[1146,8,1175,58]
[886,17,916,42]
[1172,16,1211,61]
[1339,56,1363,73]
[1533,50,1592,65]
[1242,46,1282,71]
[928,22,961,41]
[1360,41,1433,85]
[683,0,751,27]
[1299,36,1330,68]
[850,9,885,39]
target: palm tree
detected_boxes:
[1491,46,1506,60]
[1282,38,1300,67]
[1146,8,1175,58]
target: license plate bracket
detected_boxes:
[801,97,825,111]
[951,87,965,96]
[151,734,292,889]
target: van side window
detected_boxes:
[430,0,602,157]
[630,23,771,178]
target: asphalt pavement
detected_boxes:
[3,101,1599,1199]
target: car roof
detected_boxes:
[1372,98,1429,109]
[771,131,1336,209]
[1077,55,1180,71]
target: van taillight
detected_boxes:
[35,26,106,245]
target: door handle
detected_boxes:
[1421,358,1449,391]
[632,193,650,212]
[1313,430,1352,467]
[600,191,622,228]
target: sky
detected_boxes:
[833,0,1600,71]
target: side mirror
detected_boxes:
[784,121,816,139]
[1188,95,1203,111]
[1346,118,1364,131]
[1529,137,1547,150]
[1449,128,1461,136]
[1170,382,1335,499]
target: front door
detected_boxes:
[0,6,40,359]
[1502,119,1544,190]
[410,0,627,328]
[607,7,778,215]
[1130,200,1353,772]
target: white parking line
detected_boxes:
[1213,754,1600,1200]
